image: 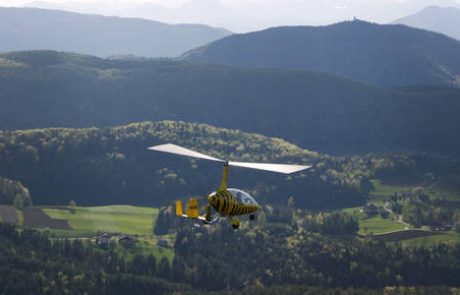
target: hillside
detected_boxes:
[392,6,460,41]
[1,51,460,155]
[183,20,460,87]
[0,7,231,58]
[0,121,368,209]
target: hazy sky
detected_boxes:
[1,0,459,31]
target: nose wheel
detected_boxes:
[231,218,240,229]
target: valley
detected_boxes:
[1,5,460,292]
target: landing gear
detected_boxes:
[231,218,240,230]
[249,214,256,221]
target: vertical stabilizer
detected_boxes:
[186,198,199,219]
[176,200,184,217]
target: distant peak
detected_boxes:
[422,5,458,11]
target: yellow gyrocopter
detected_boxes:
[148,143,311,229]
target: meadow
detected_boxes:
[19,205,175,261]
[43,205,158,236]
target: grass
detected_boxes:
[40,205,175,262]
[16,210,24,226]
[370,179,411,198]
[43,205,158,236]
[372,178,460,202]
[43,228,95,238]
[431,189,460,201]
[359,216,407,235]
[400,231,460,247]
[115,236,175,263]
[344,206,407,235]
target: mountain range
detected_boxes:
[393,6,460,41]
[0,7,231,58]
[1,50,460,155]
[183,20,460,88]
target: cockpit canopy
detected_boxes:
[209,188,259,206]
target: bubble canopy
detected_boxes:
[209,188,259,206]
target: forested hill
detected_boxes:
[183,20,460,88]
[1,51,460,155]
[0,121,371,209]
[0,7,230,58]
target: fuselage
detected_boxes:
[208,188,260,217]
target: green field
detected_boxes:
[40,205,174,262]
[400,231,460,247]
[370,179,411,198]
[359,216,408,235]
[431,189,460,201]
[372,178,460,202]
[115,235,175,263]
[344,206,408,235]
[43,205,158,236]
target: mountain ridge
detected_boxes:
[1,50,460,155]
[0,7,231,58]
[183,20,460,87]
[392,6,460,41]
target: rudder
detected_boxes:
[186,198,199,219]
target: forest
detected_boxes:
[1,50,460,155]
[1,121,456,210]
[1,120,458,293]
[2,208,460,294]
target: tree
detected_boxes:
[13,194,24,210]
[158,257,171,280]
[68,200,76,214]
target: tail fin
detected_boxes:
[186,198,199,219]
[175,200,184,217]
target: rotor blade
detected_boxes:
[229,161,311,174]
[148,143,224,162]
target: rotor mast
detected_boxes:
[217,161,229,192]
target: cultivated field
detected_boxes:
[343,206,407,235]
[23,207,70,229]
[0,205,19,225]
[43,205,158,236]
[401,231,460,246]
[42,205,172,260]
[359,216,407,235]
[372,230,443,242]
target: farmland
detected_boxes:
[0,205,19,225]
[359,216,407,235]
[370,180,411,198]
[401,231,460,246]
[43,205,158,236]
[372,230,443,242]
[343,206,408,235]
[23,207,70,229]
[5,205,175,261]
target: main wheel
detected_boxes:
[249,214,256,221]
[231,219,240,229]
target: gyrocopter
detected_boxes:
[148,143,311,229]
